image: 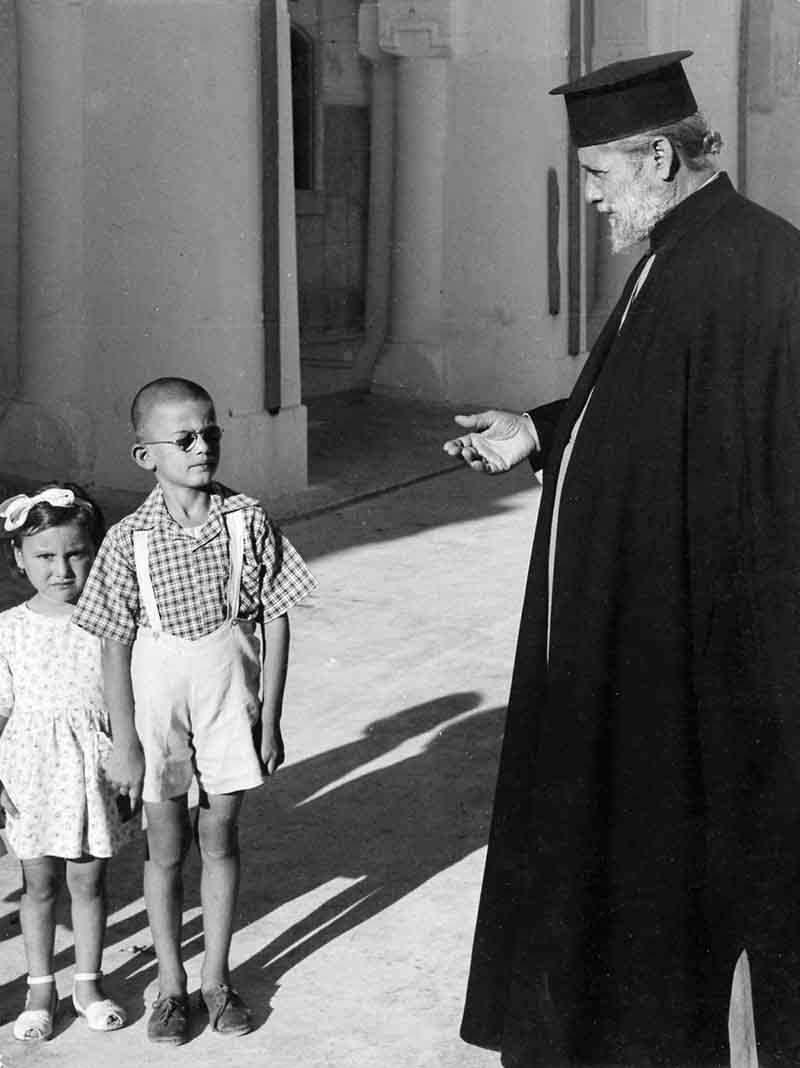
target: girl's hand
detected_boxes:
[260,723,285,776]
[107,738,145,810]
[0,783,19,819]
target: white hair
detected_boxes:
[615,112,723,173]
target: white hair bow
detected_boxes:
[0,488,76,532]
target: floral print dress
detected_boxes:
[0,603,134,860]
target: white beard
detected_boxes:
[608,174,677,253]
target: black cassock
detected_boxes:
[461,174,800,1066]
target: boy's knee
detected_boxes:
[145,823,192,868]
[146,837,191,870]
[197,818,240,861]
[143,799,193,864]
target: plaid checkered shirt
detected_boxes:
[72,483,316,644]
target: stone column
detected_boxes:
[353,2,395,389]
[222,0,307,500]
[2,0,307,500]
[2,0,92,479]
[368,0,465,399]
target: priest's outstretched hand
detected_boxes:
[443,410,538,474]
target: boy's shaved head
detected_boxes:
[131,377,214,437]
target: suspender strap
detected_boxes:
[133,512,246,633]
[132,529,162,634]
[224,510,245,620]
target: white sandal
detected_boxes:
[13,974,57,1042]
[72,971,127,1031]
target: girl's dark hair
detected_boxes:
[3,483,105,575]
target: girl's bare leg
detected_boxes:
[20,857,62,1010]
[67,856,109,1006]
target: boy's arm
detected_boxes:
[260,613,290,775]
[102,638,145,808]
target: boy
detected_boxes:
[73,377,316,1044]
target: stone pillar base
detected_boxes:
[0,396,94,484]
[221,403,308,502]
[0,397,309,504]
[371,340,447,401]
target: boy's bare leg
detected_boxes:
[196,790,243,989]
[143,797,192,997]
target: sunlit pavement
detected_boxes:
[0,449,541,1068]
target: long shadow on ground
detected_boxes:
[0,691,504,1035]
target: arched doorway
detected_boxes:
[291,13,371,397]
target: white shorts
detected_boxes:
[131,619,265,804]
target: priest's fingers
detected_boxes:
[444,439,504,474]
[444,437,483,465]
[453,411,498,432]
[443,435,484,461]
[443,435,468,456]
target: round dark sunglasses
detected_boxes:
[139,425,224,452]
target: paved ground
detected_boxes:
[0,393,542,1068]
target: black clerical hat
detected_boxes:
[550,51,697,147]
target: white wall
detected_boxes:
[650,0,740,182]
[0,0,306,500]
[82,0,266,492]
[386,0,742,411]
[438,0,575,410]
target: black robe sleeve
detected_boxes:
[527,399,567,471]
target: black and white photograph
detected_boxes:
[0,3,798,1066]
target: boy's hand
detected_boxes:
[107,739,145,809]
[0,783,18,820]
[260,723,285,776]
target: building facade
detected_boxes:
[0,1,796,497]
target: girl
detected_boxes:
[0,484,133,1042]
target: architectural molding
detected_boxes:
[358,2,381,63]
[359,0,465,60]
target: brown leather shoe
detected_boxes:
[147,994,190,1045]
[201,984,252,1037]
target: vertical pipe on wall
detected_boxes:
[352,52,395,390]
[260,0,282,412]
[567,0,583,355]
[0,1,17,398]
[737,0,749,196]
[260,0,301,414]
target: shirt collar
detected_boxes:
[649,170,736,254]
[134,483,250,536]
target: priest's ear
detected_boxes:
[651,136,679,182]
